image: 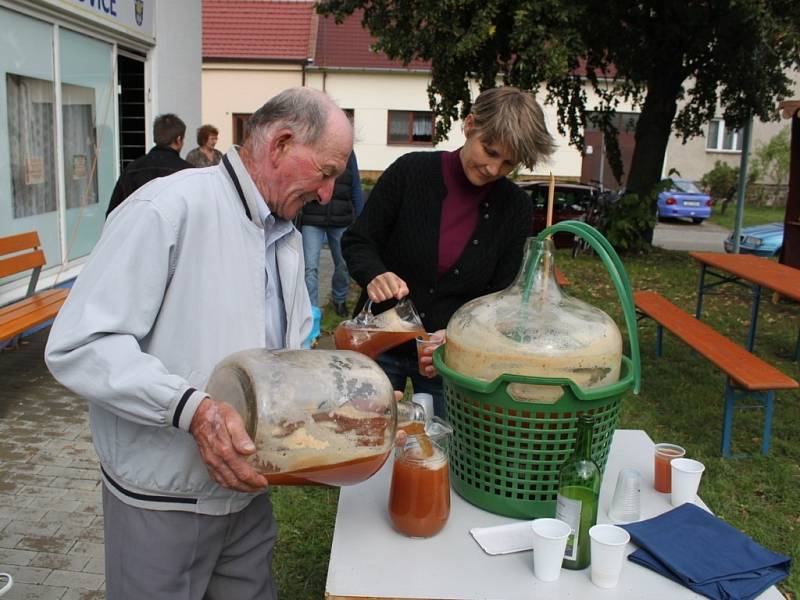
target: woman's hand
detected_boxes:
[418,329,446,379]
[367,272,409,303]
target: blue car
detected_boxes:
[724,222,784,257]
[657,178,712,223]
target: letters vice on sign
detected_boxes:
[75,0,118,17]
[72,0,146,28]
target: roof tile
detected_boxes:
[203,0,315,61]
[313,10,430,70]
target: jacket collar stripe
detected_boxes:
[222,154,252,221]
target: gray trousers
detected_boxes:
[103,485,278,600]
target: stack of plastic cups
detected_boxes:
[608,468,642,524]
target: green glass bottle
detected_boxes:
[555,414,601,570]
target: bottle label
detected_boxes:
[555,494,581,561]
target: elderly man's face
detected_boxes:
[260,114,352,220]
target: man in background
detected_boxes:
[105,113,192,218]
[301,151,364,316]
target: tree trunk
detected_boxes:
[626,75,684,243]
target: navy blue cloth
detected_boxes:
[621,503,790,600]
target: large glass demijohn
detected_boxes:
[445,237,622,402]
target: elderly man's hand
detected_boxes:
[189,398,269,493]
[367,272,409,303]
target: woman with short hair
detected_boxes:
[186,124,223,167]
[342,86,556,418]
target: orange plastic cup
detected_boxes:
[654,443,686,493]
[416,334,443,376]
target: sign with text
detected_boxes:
[52,0,154,39]
[24,156,45,186]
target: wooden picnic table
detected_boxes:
[690,251,800,354]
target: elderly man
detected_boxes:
[45,88,353,599]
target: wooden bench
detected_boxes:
[634,290,798,457]
[0,231,69,346]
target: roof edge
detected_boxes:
[307,65,431,74]
[204,56,309,65]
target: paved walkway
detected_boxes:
[1,330,104,600]
[0,248,337,599]
[652,219,730,252]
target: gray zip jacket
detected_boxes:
[45,148,312,514]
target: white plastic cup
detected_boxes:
[589,524,631,588]
[608,468,642,524]
[531,518,571,582]
[670,458,705,506]
[0,573,13,597]
[411,393,434,422]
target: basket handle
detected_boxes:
[536,220,641,394]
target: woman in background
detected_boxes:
[342,86,556,417]
[186,124,223,167]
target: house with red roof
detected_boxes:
[201,1,592,178]
[201,1,796,190]
[200,0,651,180]
[304,9,463,177]
[202,1,317,150]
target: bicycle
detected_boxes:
[571,189,618,258]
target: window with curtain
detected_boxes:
[62,83,99,210]
[706,119,743,151]
[7,74,57,218]
[59,26,115,262]
[387,110,434,144]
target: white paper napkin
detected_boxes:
[469,521,534,555]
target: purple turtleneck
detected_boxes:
[438,148,494,277]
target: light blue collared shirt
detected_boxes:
[254,190,293,349]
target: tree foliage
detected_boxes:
[318,0,800,248]
[751,127,792,185]
[700,161,742,215]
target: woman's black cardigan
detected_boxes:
[342,151,534,354]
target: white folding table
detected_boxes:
[325,429,783,600]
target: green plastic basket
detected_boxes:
[432,221,641,519]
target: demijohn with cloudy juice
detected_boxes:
[555,414,600,569]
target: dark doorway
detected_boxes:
[232,113,252,146]
[117,53,146,172]
[581,112,638,190]
[781,105,800,268]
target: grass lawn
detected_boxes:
[271,247,799,599]
[707,203,786,230]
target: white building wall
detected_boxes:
[305,70,460,173]
[152,0,201,152]
[305,70,641,181]
[202,63,305,152]
[664,69,800,184]
[200,63,643,181]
